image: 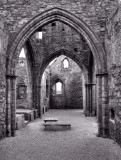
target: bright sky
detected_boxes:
[63,59,69,68]
[36,32,42,39]
[19,48,26,58]
[56,82,62,94]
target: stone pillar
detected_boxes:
[96,74,102,137]
[32,81,36,109]
[6,75,17,137]
[92,83,96,116]
[34,84,41,117]
[102,74,109,138]
[96,73,109,138]
[6,75,11,137]
[85,83,96,116]
[37,85,41,118]
[10,75,17,137]
[33,66,42,118]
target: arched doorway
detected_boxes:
[40,49,88,111]
[6,7,108,138]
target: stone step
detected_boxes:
[44,121,71,131]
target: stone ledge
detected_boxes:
[44,121,71,131]
[43,118,58,123]
[16,109,35,122]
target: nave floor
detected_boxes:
[0,109,121,160]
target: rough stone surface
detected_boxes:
[0,0,120,147]
[29,21,91,69]
[0,18,8,139]
[50,55,83,109]
[16,56,32,109]
[105,4,121,145]
[0,0,117,41]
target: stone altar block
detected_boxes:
[44,121,71,131]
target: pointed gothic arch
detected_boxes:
[6,7,109,138]
[6,7,107,74]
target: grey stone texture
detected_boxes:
[29,21,91,68]
[49,55,83,109]
[105,4,121,145]
[0,19,8,139]
[0,0,117,37]
[0,0,121,148]
[16,56,32,109]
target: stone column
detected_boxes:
[37,85,41,118]
[6,75,11,137]
[85,83,96,116]
[96,73,109,138]
[96,74,102,137]
[34,83,41,117]
[33,66,42,118]
[92,83,96,116]
[102,74,109,138]
[10,75,17,137]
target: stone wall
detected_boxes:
[29,20,91,110]
[50,55,83,109]
[0,0,119,140]
[29,21,91,69]
[16,55,51,113]
[0,0,117,42]
[16,54,32,109]
[0,19,8,139]
[105,4,121,145]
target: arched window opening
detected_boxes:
[56,82,62,94]
[36,31,42,39]
[63,58,69,68]
[19,48,26,67]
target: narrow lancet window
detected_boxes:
[36,31,42,39]
[63,58,69,68]
[56,82,62,94]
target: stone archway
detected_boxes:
[39,49,86,111]
[6,7,109,138]
[40,49,85,74]
[6,7,107,74]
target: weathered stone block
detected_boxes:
[44,121,71,131]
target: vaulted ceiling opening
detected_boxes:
[41,55,84,112]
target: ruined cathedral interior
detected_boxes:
[1,0,121,160]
